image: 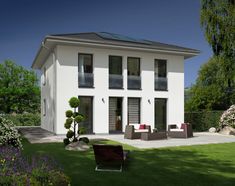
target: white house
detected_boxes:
[32,32,199,135]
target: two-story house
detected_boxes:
[32,32,199,135]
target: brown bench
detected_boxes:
[93,144,129,172]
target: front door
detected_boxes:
[109,97,122,133]
[155,98,167,131]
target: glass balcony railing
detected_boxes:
[78,73,94,87]
[109,74,123,89]
[155,77,167,91]
[128,75,141,89]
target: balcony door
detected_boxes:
[155,98,167,131]
[155,59,167,90]
[78,53,93,87]
[127,57,141,89]
[109,56,123,89]
[109,97,122,133]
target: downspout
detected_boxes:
[42,42,57,134]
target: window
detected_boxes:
[128,98,140,124]
[155,98,167,131]
[43,67,46,86]
[127,57,141,89]
[43,99,46,116]
[155,59,167,90]
[78,54,93,87]
[109,56,123,88]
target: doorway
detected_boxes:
[155,98,167,131]
[109,97,122,133]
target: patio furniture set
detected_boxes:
[124,123,193,140]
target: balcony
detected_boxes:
[78,73,94,88]
[128,75,141,89]
[109,74,123,89]
[155,77,167,91]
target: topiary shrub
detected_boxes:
[63,97,85,145]
[0,116,22,148]
[220,105,235,129]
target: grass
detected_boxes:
[22,138,235,186]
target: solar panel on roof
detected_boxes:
[97,32,151,45]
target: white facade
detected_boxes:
[40,44,186,135]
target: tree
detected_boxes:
[63,97,85,145]
[200,0,235,88]
[0,60,40,113]
[185,56,234,111]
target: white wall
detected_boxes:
[40,53,56,133]
[54,45,184,134]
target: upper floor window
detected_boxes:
[127,57,141,89]
[78,53,94,88]
[109,56,123,89]
[155,59,167,91]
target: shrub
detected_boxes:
[69,97,80,108]
[79,137,89,144]
[64,97,85,145]
[74,115,84,123]
[65,110,73,118]
[66,118,73,125]
[0,116,22,148]
[2,113,40,126]
[66,130,74,138]
[220,105,235,128]
[185,110,223,131]
[0,146,70,186]
[78,126,86,135]
[63,138,70,146]
[64,122,71,129]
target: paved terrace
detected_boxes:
[18,127,235,149]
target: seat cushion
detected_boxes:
[170,129,184,132]
[129,123,140,130]
[139,124,146,129]
[135,129,149,133]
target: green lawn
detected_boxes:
[22,139,235,186]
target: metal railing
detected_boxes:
[78,73,94,87]
[128,75,141,89]
[155,77,167,90]
[109,74,123,89]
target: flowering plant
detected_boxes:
[219,105,235,128]
[0,146,70,186]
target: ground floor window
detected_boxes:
[109,97,122,133]
[128,98,141,124]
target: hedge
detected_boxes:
[1,113,40,126]
[185,110,224,132]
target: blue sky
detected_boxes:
[0,0,212,87]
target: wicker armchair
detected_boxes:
[124,124,151,139]
[168,123,193,138]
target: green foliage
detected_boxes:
[200,0,235,97]
[185,56,234,111]
[63,138,70,146]
[48,170,71,186]
[78,126,86,135]
[0,60,40,114]
[0,116,22,148]
[69,97,80,108]
[78,137,89,144]
[64,122,71,129]
[74,115,84,123]
[66,118,73,125]
[2,113,40,126]
[66,130,74,138]
[64,97,86,145]
[185,110,223,131]
[65,110,73,118]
